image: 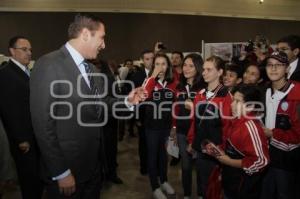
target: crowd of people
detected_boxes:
[0,13,300,199]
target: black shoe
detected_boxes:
[140,168,148,176]
[170,157,180,166]
[109,176,123,184]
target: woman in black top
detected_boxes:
[171,53,205,199]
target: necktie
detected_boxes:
[82,61,107,174]
[82,61,101,118]
[82,61,94,88]
[24,67,30,77]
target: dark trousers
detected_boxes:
[127,118,135,135]
[195,153,217,199]
[104,119,118,178]
[10,142,43,199]
[45,171,102,199]
[117,119,125,140]
[296,170,300,199]
[260,167,296,199]
[138,125,147,174]
[177,133,201,197]
[224,173,263,199]
[146,129,169,191]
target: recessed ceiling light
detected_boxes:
[259,0,264,4]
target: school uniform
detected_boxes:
[261,81,300,199]
[222,115,269,199]
[173,83,203,197]
[142,77,177,191]
[187,85,232,199]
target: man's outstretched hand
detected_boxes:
[127,87,147,105]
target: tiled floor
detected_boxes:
[2,135,201,199]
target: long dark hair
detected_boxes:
[177,53,205,91]
[148,53,173,83]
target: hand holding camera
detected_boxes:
[154,41,167,54]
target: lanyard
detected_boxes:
[205,84,223,102]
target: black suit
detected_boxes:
[130,67,148,174]
[0,60,43,199]
[290,58,300,82]
[97,60,120,180]
[30,46,120,199]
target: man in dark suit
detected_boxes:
[277,35,300,81]
[0,36,43,199]
[130,50,154,175]
[30,14,144,199]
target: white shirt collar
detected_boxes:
[65,42,91,88]
[65,42,85,66]
[158,79,167,88]
[265,83,294,129]
[145,68,150,77]
[288,58,298,79]
[10,58,27,72]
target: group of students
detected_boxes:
[138,35,300,199]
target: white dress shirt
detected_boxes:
[65,42,91,88]
[288,58,298,79]
[10,58,30,76]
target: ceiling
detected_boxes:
[0,0,300,21]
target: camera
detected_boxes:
[158,43,167,50]
[245,40,255,53]
[245,36,268,53]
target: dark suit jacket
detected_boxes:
[30,46,118,183]
[130,66,147,88]
[129,67,147,121]
[290,58,300,82]
[0,60,35,145]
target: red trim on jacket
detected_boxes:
[271,82,300,150]
[187,86,232,146]
[226,115,269,175]
[143,77,177,100]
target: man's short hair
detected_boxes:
[8,35,28,49]
[140,50,154,59]
[171,51,184,60]
[68,13,104,39]
[225,63,243,78]
[277,35,300,51]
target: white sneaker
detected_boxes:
[153,188,167,199]
[161,182,175,195]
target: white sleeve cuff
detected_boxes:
[52,169,71,181]
[124,97,134,111]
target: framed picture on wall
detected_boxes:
[204,42,246,61]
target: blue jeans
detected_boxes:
[145,129,169,190]
[177,133,202,197]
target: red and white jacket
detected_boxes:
[187,85,232,151]
[142,77,178,130]
[265,81,300,151]
[225,115,270,175]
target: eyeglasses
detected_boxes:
[13,47,32,53]
[266,63,286,68]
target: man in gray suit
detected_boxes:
[30,13,145,199]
